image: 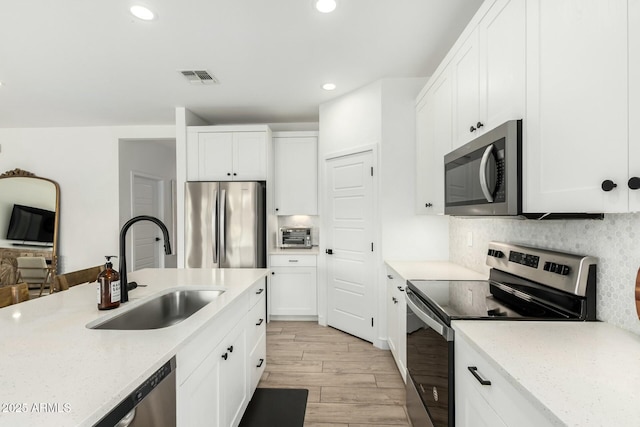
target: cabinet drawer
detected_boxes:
[249,278,267,308]
[247,295,266,351]
[455,334,554,427]
[270,254,316,267]
[249,332,267,392]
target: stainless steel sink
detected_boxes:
[90,289,225,330]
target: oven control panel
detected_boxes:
[486,241,597,297]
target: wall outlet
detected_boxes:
[467,231,473,247]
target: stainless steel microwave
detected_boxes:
[444,120,522,216]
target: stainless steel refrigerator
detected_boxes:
[185,181,266,268]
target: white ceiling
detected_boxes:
[0,0,483,128]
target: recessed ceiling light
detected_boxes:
[315,0,337,13]
[322,83,336,91]
[130,5,156,21]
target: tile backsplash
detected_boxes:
[449,213,640,336]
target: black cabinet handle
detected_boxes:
[256,318,264,326]
[233,172,237,176]
[470,125,477,133]
[629,177,640,190]
[392,297,398,304]
[468,366,491,385]
[227,345,234,353]
[275,208,279,211]
[425,202,433,208]
[476,121,484,129]
[256,288,264,294]
[256,358,264,368]
[397,286,405,292]
[326,249,333,255]
[222,353,228,360]
[227,173,231,176]
[601,180,617,192]
[387,274,393,279]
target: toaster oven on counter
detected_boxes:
[279,227,312,248]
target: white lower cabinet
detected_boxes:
[455,332,553,427]
[177,279,266,427]
[385,267,406,382]
[269,254,317,318]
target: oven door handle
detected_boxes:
[406,290,454,341]
[479,144,495,203]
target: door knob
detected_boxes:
[601,180,617,192]
[628,177,640,190]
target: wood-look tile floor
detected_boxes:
[258,321,410,427]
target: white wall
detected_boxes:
[318,78,450,346]
[0,125,175,273]
[118,139,177,269]
[380,79,450,261]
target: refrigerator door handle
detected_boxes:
[219,188,226,265]
[212,188,218,264]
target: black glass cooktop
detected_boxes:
[407,279,576,324]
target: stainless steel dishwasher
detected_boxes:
[94,357,176,427]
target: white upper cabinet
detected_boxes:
[524,0,628,213]
[416,70,453,214]
[187,126,269,181]
[629,0,640,211]
[479,0,526,132]
[452,28,481,148]
[451,0,525,149]
[273,133,318,215]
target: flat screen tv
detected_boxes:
[6,204,55,244]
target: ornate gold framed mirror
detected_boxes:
[0,168,60,277]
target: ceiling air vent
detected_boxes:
[180,70,219,85]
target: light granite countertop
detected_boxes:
[385,260,487,281]
[269,247,319,255]
[0,268,268,427]
[453,320,640,427]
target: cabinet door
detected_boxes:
[274,136,318,215]
[386,273,398,359]
[269,267,317,316]
[233,132,267,180]
[479,0,525,130]
[221,323,248,427]
[178,343,223,427]
[199,132,235,180]
[525,0,628,213]
[452,28,481,148]
[629,0,640,211]
[416,70,452,215]
[456,377,508,427]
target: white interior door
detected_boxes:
[131,173,164,271]
[325,150,375,342]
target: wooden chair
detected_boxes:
[16,257,54,297]
[0,283,29,308]
[55,265,104,291]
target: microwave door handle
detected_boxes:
[479,144,495,203]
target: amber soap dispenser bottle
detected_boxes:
[97,256,121,310]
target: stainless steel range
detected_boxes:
[404,241,597,427]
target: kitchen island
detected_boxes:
[0,268,268,427]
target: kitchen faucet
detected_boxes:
[119,215,172,303]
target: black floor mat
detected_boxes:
[239,388,309,427]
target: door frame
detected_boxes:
[320,143,385,348]
[130,171,166,270]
